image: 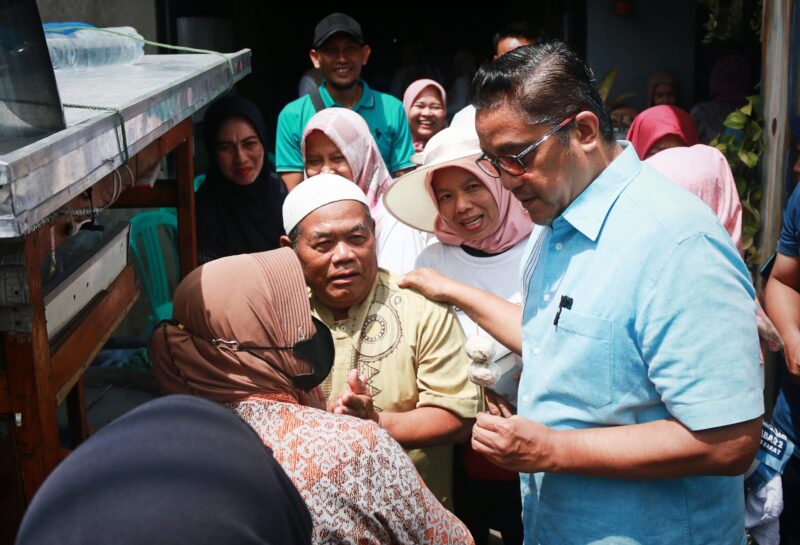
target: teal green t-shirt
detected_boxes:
[275,80,415,174]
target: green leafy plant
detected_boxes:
[699,0,762,43]
[711,94,764,270]
[597,67,635,110]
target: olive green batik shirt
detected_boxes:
[311,268,479,508]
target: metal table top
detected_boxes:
[0,50,251,237]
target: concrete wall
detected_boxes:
[37,0,157,53]
[586,1,696,113]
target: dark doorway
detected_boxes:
[156,1,587,143]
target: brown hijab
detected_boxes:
[150,248,315,403]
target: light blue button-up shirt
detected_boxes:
[519,142,763,545]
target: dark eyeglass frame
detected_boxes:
[476,114,577,178]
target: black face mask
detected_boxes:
[262,316,335,391]
[160,317,335,392]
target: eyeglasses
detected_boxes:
[476,115,577,178]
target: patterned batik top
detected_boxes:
[227,395,475,545]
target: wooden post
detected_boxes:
[759,0,798,414]
[65,378,88,448]
[1,230,61,503]
[760,0,796,267]
[0,414,25,545]
[173,118,197,278]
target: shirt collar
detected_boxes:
[557,141,641,242]
[319,79,375,111]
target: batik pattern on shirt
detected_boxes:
[228,396,474,545]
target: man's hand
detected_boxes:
[401,268,523,355]
[471,413,554,473]
[399,268,458,303]
[483,389,516,417]
[330,369,380,424]
[473,413,760,478]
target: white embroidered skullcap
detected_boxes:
[282,173,369,234]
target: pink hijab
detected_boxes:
[426,157,532,254]
[403,79,447,153]
[646,144,742,253]
[626,105,699,159]
[301,107,392,212]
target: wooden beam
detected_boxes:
[0,413,25,545]
[65,378,88,448]
[0,372,9,413]
[50,265,138,405]
[160,117,192,157]
[174,122,197,278]
[135,139,167,177]
[110,181,178,208]
[2,231,61,504]
[760,0,796,272]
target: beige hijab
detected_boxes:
[150,248,315,403]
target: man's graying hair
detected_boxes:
[471,40,615,142]
[287,202,374,247]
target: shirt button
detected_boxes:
[521,394,530,404]
[533,347,540,355]
[555,242,563,250]
[543,294,551,302]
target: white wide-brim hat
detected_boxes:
[383,126,482,232]
[283,173,368,234]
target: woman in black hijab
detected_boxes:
[16,395,312,545]
[196,95,286,264]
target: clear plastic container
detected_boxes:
[45,26,144,70]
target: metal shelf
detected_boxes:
[0,50,251,237]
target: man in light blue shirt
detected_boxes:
[402,41,764,545]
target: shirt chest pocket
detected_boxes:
[547,311,613,409]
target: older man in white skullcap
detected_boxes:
[281,173,478,508]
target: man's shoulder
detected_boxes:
[376,269,454,314]
[365,85,405,113]
[277,94,315,125]
[616,164,731,246]
[785,181,800,217]
[373,89,404,108]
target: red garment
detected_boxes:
[626,105,699,159]
[463,444,519,481]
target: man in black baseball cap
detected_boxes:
[275,13,415,190]
[312,12,364,48]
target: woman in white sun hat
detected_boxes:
[384,125,531,545]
